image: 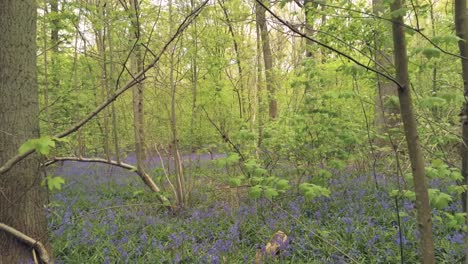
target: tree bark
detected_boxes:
[372,0,398,133]
[454,0,468,262]
[0,1,51,262]
[256,0,277,120]
[130,0,147,169]
[169,0,186,208]
[391,0,435,262]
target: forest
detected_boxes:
[0,0,467,263]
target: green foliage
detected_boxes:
[215,153,240,168]
[428,189,452,209]
[19,136,69,155]
[42,175,66,191]
[228,175,245,187]
[248,176,290,199]
[299,183,330,200]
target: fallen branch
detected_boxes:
[0,0,209,177]
[45,157,171,207]
[0,222,52,264]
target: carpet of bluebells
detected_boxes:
[46,154,465,263]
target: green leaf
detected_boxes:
[19,136,55,155]
[249,185,263,199]
[390,7,407,18]
[18,139,36,154]
[421,47,441,59]
[228,177,242,187]
[264,187,279,199]
[43,176,65,191]
[402,190,416,201]
[276,179,290,191]
[53,137,70,143]
[419,97,446,109]
[36,137,55,155]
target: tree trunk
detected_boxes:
[391,0,435,262]
[256,0,277,120]
[372,0,398,134]
[130,0,147,170]
[169,0,186,208]
[454,0,468,262]
[0,1,51,262]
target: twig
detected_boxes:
[0,222,52,264]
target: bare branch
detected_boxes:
[44,157,171,206]
[0,222,52,264]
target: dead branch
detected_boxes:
[0,222,52,264]
[44,157,171,207]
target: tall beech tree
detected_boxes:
[391,0,435,262]
[454,1,468,262]
[0,1,51,262]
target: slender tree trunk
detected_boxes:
[73,8,85,157]
[0,1,51,262]
[256,0,277,120]
[391,0,435,262]
[42,0,52,134]
[372,0,398,134]
[454,0,468,262]
[255,21,264,146]
[50,0,60,95]
[219,0,246,119]
[130,0,147,171]
[105,1,121,164]
[168,0,186,208]
[96,22,111,160]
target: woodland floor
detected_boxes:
[46,154,465,263]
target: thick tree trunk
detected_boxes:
[391,0,435,262]
[0,1,51,262]
[454,0,468,262]
[256,0,277,120]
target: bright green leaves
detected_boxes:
[299,183,330,200]
[419,97,446,109]
[276,179,290,190]
[248,176,290,199]
[264,187,279,199]
[228,175,245,187]
[244,159,268,177]
[432,34,463,46]
[424,159,462,181]
[18,136,69,155]
[391,188,453,209]
[428,189,452,209]
[421,47,441,59]
[390,7,407,18]
[215,153,240,167]
[390,189,416,201]
[42,175,65,191]
[249,185,263,199]
[437,212,467,230]
[19,136,55,155]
